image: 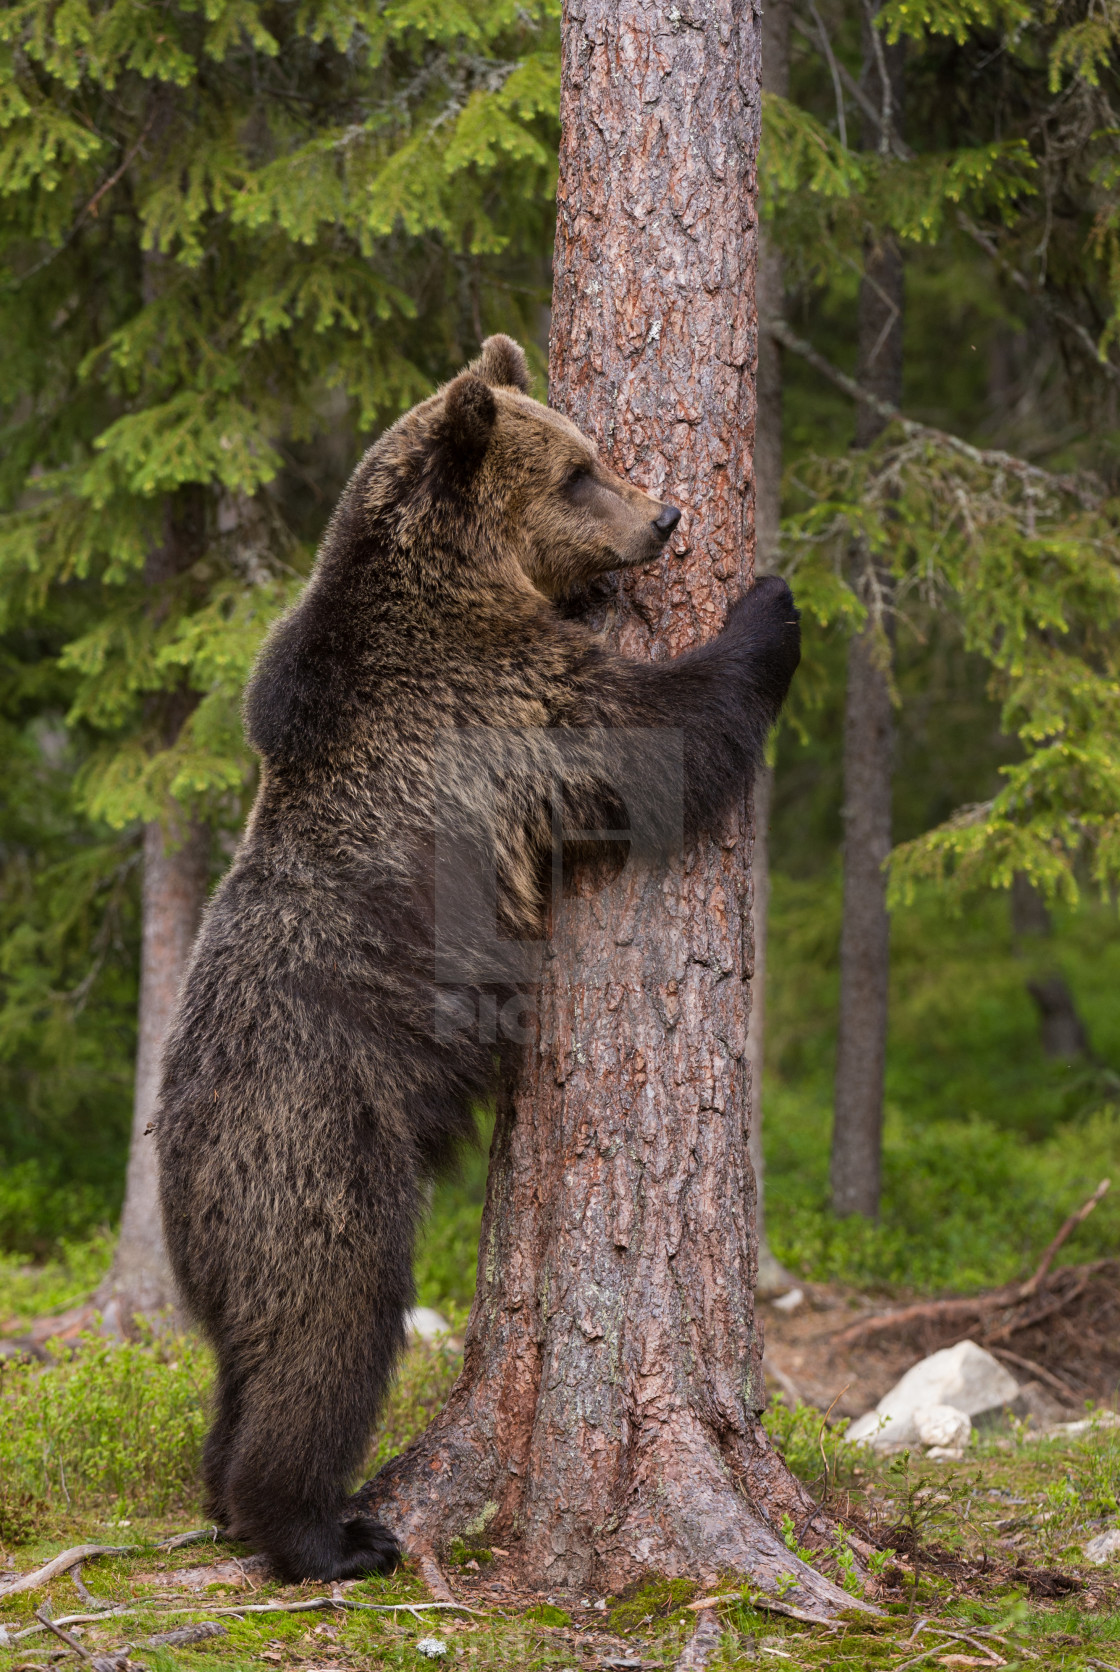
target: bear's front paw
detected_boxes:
[726,576,801,689]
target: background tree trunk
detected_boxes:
[1011,873,1091,1060]
[830,9,904,1220]
[96,492,210,1327]
[749,0,795,1299]
[362,0,860,1617]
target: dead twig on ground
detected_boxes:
[674,1607,722,1670]
[9,1612,135,1645]
[832,1186,1112,1349]
[153,1527,226,1552]
[0,1549,137,1600]
[202,1597,485,1619]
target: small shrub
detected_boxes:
[764,1394,858,1488]
[0,1328,211,1517]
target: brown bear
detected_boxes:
[156,334,801,1583]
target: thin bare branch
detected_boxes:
[0,1549,138,1601]
[764,316,1102,505]
[807,1,849,149]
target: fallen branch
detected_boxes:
[674,1607,722,1670]
[986,1346,1079,1401]
[152,1527,226,1552]
[985,1273,1092,1345]
[8,1595,483,1646]
[0,1549,138,1600]
[831,1186,1113,1349]
[202,1597,485,1619]
[33,1607,135,1672]
[9,1611,136,1644]
[1018,1178,1110,1298]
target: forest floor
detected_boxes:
[758,1262,1120,1421]
[0,1388,1118,1671]
[0,1302,1117,1672]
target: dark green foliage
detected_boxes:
[0,0,560,1238]
[763,0,1120,903]
[763,874,1120,1291]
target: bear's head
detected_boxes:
[367,334,681,599]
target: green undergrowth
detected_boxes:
[0,1331,462,1535]
[5,879,1117,1311]
[0,1232,114,1332]
[764,877,1120,1293]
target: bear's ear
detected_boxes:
[439,372,497,469]
[469,333,530,392]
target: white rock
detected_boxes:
[416,1639,449,1660]
[1051,1411,1120,1437]
[913,1404,972,1450]
[847,1340,1019,1451]
[406,1306,452,1340]
[772,1287,805,1313]
[1085,1528,1120,1565]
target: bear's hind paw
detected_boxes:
[337,1515,402,1578]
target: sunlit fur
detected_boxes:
[156,336,801,1583]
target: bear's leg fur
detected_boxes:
[217,1284,409,1580]
[167,1090,421,1582]
[202,1361,244,1526]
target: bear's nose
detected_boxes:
[653,505,681,540]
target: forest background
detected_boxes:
[1,0,1119,1322]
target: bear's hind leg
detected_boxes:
[202,1360,244,1529]
[223,1310,406,1580]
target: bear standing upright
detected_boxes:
[156,335,801,1583]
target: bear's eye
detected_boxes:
[563,464,592,494]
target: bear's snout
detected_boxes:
[653,505,681,541]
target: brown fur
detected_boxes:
[156,336,801,1582]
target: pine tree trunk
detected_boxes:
[749,0,794,1298]
[360,0,861,1616]
[96,493,210,1327]
[830,12,904,1221]
[97,818,209,1329]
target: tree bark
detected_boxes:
[829,10,903,1221]
[96,493,210,1328]
[748,0,795,1299]
[97,817,209,1330]
[361,0,862,1617]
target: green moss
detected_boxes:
[607,1575,698,1634]
[523,1602,572,1626]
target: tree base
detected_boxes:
[357,1376,868,1620]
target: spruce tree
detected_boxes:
[0,0,560,1308]
[759,0,1120,1226]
